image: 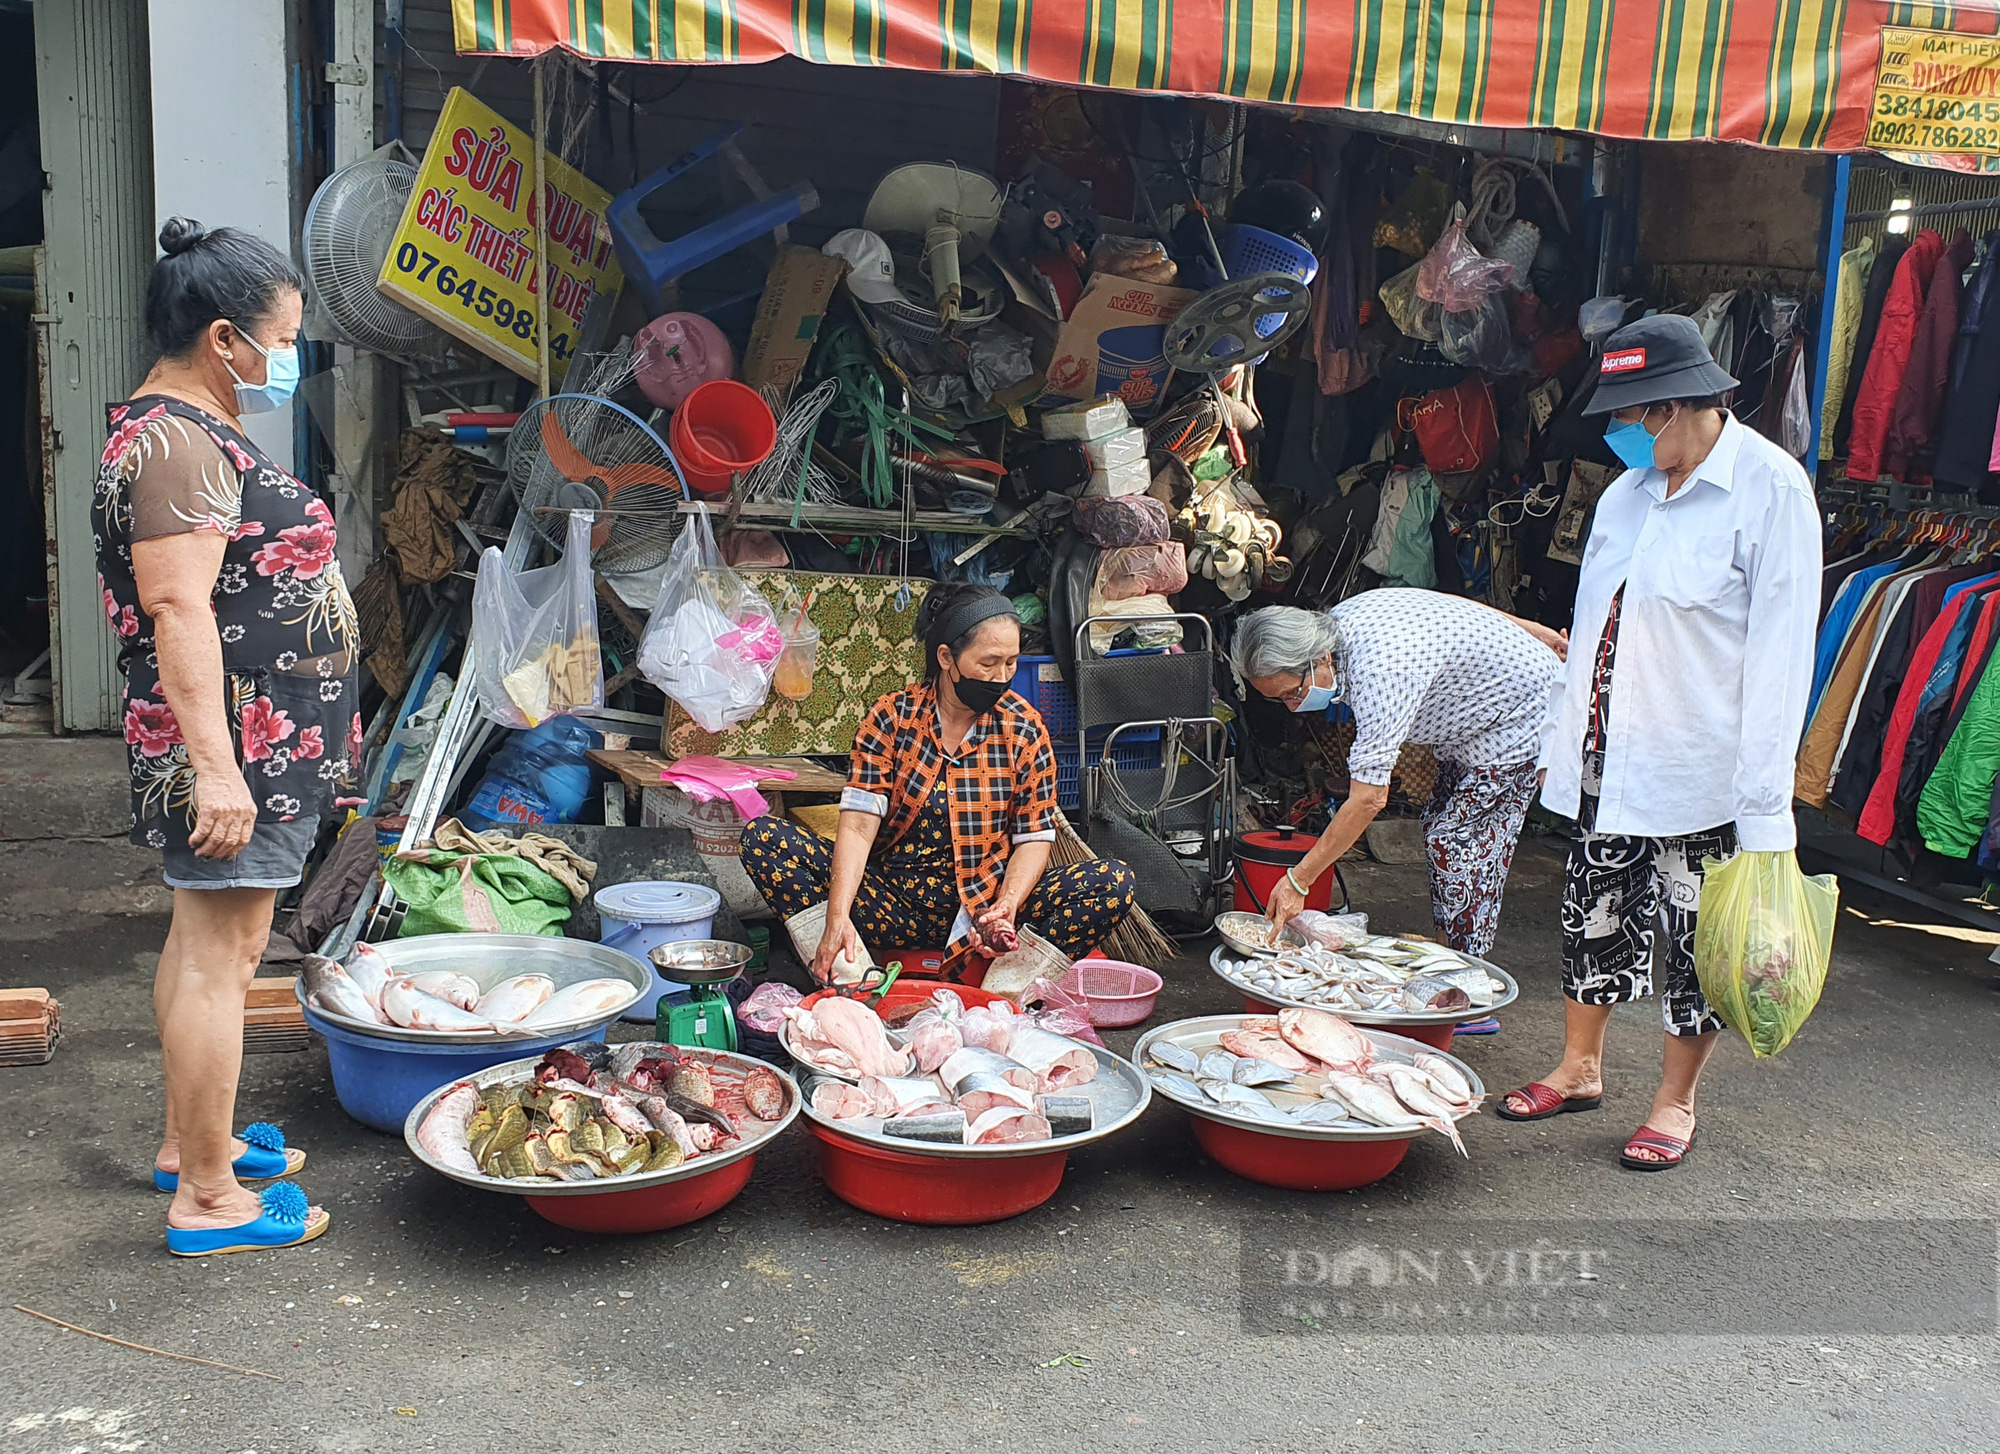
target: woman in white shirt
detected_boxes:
[1497,314,1821,1172]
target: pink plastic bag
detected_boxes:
[1416,220,1516,313]
[1022,977,1106,1048]
[738,980,803,1033]
[1072,494,1171,549]
[1098,542,1188,601]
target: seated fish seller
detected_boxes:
[741,583,1138,983]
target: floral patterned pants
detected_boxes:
[739,815,1136,959]
[1422,760,1541,960]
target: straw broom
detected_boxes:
[1051,808,1179,964]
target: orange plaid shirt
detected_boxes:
[841,680,1059,915]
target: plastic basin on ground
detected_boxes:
[524,1156,756,1233]
[1187,1114,1412,1191]
[807,1121,1068,1224]
[1235,991,1457,1050]
[305,1004,608,1133]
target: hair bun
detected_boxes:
[158,217,206,257]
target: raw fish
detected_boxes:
[1401,966,1499,1013]
[861,1075,950,1118]
[885,1109,968,1144]
[1277,1007,1374,1072]
[406,970,481,1011]
[1198,1049,1240,1082]
[416,1080,482,1174]
[669,1060,716,1107]
[517,978,638,1031]
[1413,1052,1476,1107]
[1000,1023,1098,1091]
[811,1080,872,1120]
[1147,1042,1199,1074]
[1291,1100,1351,1125]
[1322,1069,1425,1131]
[301,955,381,1024]
[1379,1064,1469,1156]
[741,1065,787,1120]
[637,1094,703,1154]
[343,943,392,1009]
[476,973,555,1022]
[1037,1095,1093,1137]
[1199,1078,1275,1111]
[783,998,912,1078]
[938,1047,1039,1095]
[1148,1070,1204,1100]
[906,1018,963,1073]
[382,977,497,1033]
[950,1072,1036,1120]
[957,1002,1016,1054]
[966,1105,1052,1145]
[1217,1028,1315,1072]
[1233,1058,1294,1087]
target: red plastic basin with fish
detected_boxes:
[1187,1115,1412,1191]
[1235,991,1457,1050]
[798,977,1009,1022]
[524,1154,757,1233]
[807,1122,1068,1224]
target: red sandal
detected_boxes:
[1493,1081,1603,1122]
[1619,1123,1695,1171]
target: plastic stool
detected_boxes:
[608,124,819,315]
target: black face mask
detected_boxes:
[951,671,1009,716]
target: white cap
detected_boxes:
[822,229,902,305]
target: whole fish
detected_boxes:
[476,973,555,1022]
[658,1086,735,1137]
[406,970,481,1012]
[1277,1007,1375,1072]
[382,978,497,1033]
[634,1094,702,1155]
[1147,1041,1200,1074]
[741,1065,787,1121]
[1199,1078,1274,1111]
[343,943,393,1010]
[1148,1070,1204,1101]
[517,978,637,1031]
[301,955,379,1024]
[1322,1069,1423,1129]
[1379,1064,1469,1157]
[1232,1057,1294,1088]
[1217,1028,1316,1072]
[1291,1099,1351,1126]
[1198,1049,1240,1082]
[1413,1052,1476,1107]
[415,1080,482,1174]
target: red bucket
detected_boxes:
[1233,827,1334,916]
[669,380,776,497]
[1188,1116,1411,1191]
[523,1154,756,1233]
[799,977,1008,1024]
[809,1121,1068,1223]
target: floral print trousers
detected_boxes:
[1422,760,1541,960]
[739,815,1137,959]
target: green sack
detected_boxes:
[1693,849,1838,1058]
[382,850,573,939]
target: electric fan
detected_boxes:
[505,394,688,576]
[301,152,449,356]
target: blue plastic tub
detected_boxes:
[303,1004,609,1133]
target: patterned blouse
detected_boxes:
[840,680,1059,915]
[93,396,361,847]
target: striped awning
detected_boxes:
[450,1,1996,151]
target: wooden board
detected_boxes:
[590,748,848,796]
[243,977,308,1056]
[0,988,59,1066]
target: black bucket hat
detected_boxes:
[1581,314,1739,416]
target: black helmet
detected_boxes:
[1230,180,1329,253]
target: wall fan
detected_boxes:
[505,394,687,577]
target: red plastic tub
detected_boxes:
[1234,992,1457,1050]
[1187,1115,1411,1191]
[799,977,1007,1022]
[670,380,776,496]
[524,1154,756,1233]
[1060,959,1163,1027]
[1233,826,1334,915]
[808,1121,1068,1223]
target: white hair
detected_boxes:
[1230,606,1342,682]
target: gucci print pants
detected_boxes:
[1422,760,1541,960]
[739,815,1138,959]
[1560,818,1738,1036]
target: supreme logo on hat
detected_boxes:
[1602,348,1647,374]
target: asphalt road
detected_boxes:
[3,834,1996,1453]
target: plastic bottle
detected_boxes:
[458,717,604,830]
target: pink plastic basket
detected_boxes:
[1060,958,1163,1028]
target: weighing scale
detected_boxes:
[649,940,754,1052]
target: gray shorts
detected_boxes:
[161,816,322,891]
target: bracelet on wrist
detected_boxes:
[1285,867,1310,896]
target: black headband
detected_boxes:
[931,594,1017,651]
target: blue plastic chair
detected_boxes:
[608,125,819,315]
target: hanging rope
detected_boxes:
[821,322,954,509]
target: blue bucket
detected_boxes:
[304,1004,609,1133]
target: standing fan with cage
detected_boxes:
[301,150,449,356]
[506,395,688,576]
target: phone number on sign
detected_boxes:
[391,243,573,361]
[1874,91,2000,124]
[1868,118,2000,151]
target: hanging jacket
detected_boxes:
[1886,230,1974,479]
[1821,238,1878,461]
[1797,582,1899,805]
[1893,584,2000,843]
[1935,235,2000,490]
[1836,238,1911,457]
[1847,230,1945,482]
[1950,232,2000,392]
[1918,628,2000,856]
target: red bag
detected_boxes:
[1397,377,1499,476]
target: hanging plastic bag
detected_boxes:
[637,501,783,732]
[1379,261,1443,342]
[1373,167,1452,257]
[1415,220,1516,313]
[469,510,602,729]
[1693,850,1838,1058]
[1440,294,1529,373]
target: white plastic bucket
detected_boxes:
[595,880,722,1020]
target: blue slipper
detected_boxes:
[1453,1016,1501,1036]
[153,1123,305,1192]
[166,1182,328,1258]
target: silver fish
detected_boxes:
[1198,1078,1273,1110]
[1198,1050,1240,1082]
[1380,1065,1469,1157]
[1232,1058,1294,1087]
[1147,1042,1200,1074]
[301,955,381,1024]
[406,970,482,1011]
[1414,1051,1476,1107]
[343,943,393,1010]
[1291,1099,1351,1125]
[517,978,636,1031]
[381,978,497,1033]
[1322,1070,1423,1130]
[1401,966,1497,1013]
[1037,1095,1094,1137]
[1148,1070,1204,1101]
[476,973,555,1022]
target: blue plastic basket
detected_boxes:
[1221,224,1318,284]
[1054,737,1165,811]
[1012,654,1163,746]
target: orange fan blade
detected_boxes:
[539,408,597,482]
[600,461,685,495]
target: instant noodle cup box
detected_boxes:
[1039,274,1198,420]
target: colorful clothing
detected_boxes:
[1422,760,1540,959]
[93,396,360,846]
[1577,584,1624,831]
[842,680,1058,918]
[739,814,1135,960]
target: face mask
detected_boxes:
[1603,405,1674,472]
[225,326,300,415]
[950,668,1010,716]
[1289,660,1339,714]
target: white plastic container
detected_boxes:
[1083,426,1148,471]
[595,880,722,1020]
[1081,456,1153,498]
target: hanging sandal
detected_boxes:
[1619,1123,1696,1172]
[166,1182,328,1258]
[1493,1081,1603,1122]
[153,1122,305,1192]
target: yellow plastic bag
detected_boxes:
[1693,850,1838,1058]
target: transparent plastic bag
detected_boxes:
[1097,542,1188,601]
[1693,850,1838,1058]
[1416,221,1516,313]
[469,510,602,729]
[1380,261,1442,342]
[1072,493,1171,548]
[1440,294,1529,373]
[1288,909,1368,951]
[637,502,783,732]
[1374,166,1452,257]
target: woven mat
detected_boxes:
[1318,719,1440,805]
[666,571,932,758]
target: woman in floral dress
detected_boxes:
[95,218,359,1255]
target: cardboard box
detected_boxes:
[742,246,849,401]
[1040,274,1198,419]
